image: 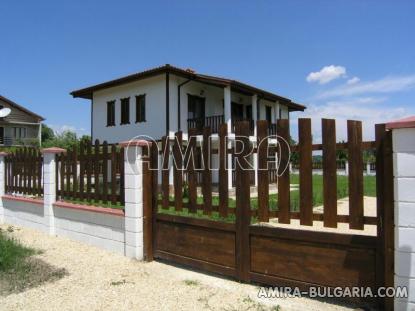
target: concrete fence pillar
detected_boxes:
[120,140,150,260]
[41,147,66,235]
[345,161,349,175]
[387,117,415,310]
[0,152,7,224]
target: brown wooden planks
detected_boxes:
[187,128,197,213]
[86,141,92,202]
[257,120,269,222]
[102,141,108,204]
[347,120,364,230]
[299,118,313,226]
[110,144,117,204]
[79,142,85,200]
[277,119,290,224]
[202,127,212,215]
[234,121,251,282]
[119,147,125,205]
[173,131,183,211]
[218,123,228,218]
[322,119,338,228]
[94,139,100,201]
[72,144,78,199]
[161,136,169,209]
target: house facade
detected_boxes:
[71,64,306,143]
[0,95,44,146]
[71,64,306,187]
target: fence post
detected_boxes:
[366,162,371,175]
[345,161,349,175]
[0,152,7,224]
[385,117,415,310]
[41,147,66,235]
[120,140,149,260]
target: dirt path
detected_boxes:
[0,224,358,311]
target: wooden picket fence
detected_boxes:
[5,148,43,196]
[55,140,125,205]
[145,118,394,309]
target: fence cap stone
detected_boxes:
[119,140,153,148]
[0,151,8,156]
[386,116,415,130]
[41,147,67,154]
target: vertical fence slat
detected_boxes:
[187,128,197,213]
[79,142,85,201]
[86,141,92,202]
[94,139,100,202]
[111,144,117,204]
[257,120,269,222]
[322,119,338,228]
[161,136,169,209]
[173,131,183,211]
[299,118,313,226]
[72,144,78,199]
[119,146,125,205]
[277,119,290,224]
[23,147,27,194]
[202,127,212,215]
[66,150,71,197]
[235,121,251,282]
[102,141,108,204]
[60,152,65,199]
[347,120,364,230]
[218,123,228,218]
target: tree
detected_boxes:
[41,124,55,143]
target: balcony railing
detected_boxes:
[187,115,224,134]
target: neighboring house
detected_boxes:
[0,95,44,146]
[71,64,306,143]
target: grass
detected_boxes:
[0,227,37,273]
[158,174,377,222]
[0,226,67,295]
[59,197,124,210]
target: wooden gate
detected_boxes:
[142,119,394,310]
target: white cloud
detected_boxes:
[306,65,346,84]
[50,124,87,136]
[347,77,360,85]
[318,75,415,98]
[292,100,410,142]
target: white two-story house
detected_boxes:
[71,64,306,187]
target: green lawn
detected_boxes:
[158,174,377,222]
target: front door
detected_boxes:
[188,95,205,129]
[231,102,244,121]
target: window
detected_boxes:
[279,108,282,119]
[135,95,146,123]
[120,97,130,125]
[188,94,205,119]
[265,106,272,123]
[106,101,115,126]
[13,127,26,138]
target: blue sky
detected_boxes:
[1,0,414,141]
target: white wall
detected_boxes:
[2,198,45,232]
[92,75,166,143]
[54,206,125,255]
[393,127,415,310]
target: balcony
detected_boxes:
[187,115,224,134]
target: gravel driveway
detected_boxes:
[0,224,356,311]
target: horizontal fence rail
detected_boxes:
[5,148,43,197]
[55,140,125,206]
